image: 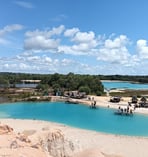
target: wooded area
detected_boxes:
[0,72,104,96]
[0,72,148,96]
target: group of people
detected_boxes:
[89,97,97,109]
[118,105,133,115]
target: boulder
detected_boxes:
[0,124,13,134]
[39,129,75,157]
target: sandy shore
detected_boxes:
[0,119,148,157]
[74,95,148,115]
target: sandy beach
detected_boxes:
[76,95,148,115]
[0,96,148,157]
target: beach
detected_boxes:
[75,95,148,115]
[0,96,148,157]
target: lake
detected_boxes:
[1,101,148,136]
[101,80,148,90]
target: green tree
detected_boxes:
[78,86,90,95]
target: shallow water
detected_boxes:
[102,81,148,90]
[0,101,148,136]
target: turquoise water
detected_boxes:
[102,81,148,90]
[1,102,148,136]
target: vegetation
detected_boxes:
[1,72,148,100]
[98,75,148,83]
[109,90,148,97]
[0,72,104,96]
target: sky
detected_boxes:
[1,0,148,75]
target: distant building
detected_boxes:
[64,91,87,99]
[21,80,41,83]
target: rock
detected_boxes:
[17,133,31,143]
[0,124,13,134]
[10,140,19,149]
[39,129,75,157]
[31,144,41,149]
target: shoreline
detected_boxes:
[101,80,130,82]
[1,95,148,116]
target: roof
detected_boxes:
[21,80,41,83]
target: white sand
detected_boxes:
[81,96,148,115]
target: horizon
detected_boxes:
[1,71,148,77]
[1,0,148,75]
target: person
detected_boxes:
[130,108,133,114]
[127,105,129,113]
[93,100,96,108]
[90,101,93,108]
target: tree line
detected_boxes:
[0,72,104,96]
[98,75,148,83]
[1,72,148,96]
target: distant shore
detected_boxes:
[101,80,130,82]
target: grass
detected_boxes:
[109,90,148,97]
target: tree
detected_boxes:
[78,86,90,95]
[36,84,49,91]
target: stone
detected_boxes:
[0,124,13,134]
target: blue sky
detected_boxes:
[1,0,148,75]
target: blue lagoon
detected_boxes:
[102,80,148,90]
[1,101,148,136]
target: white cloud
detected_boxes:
[72,31,96,43]
[58,30,98,55]
[61,58,73,66]
[50,25,65,36]
[97,35,131,65]
[44,56,52,63]
[0,24,24,37]
[14,1,34,9]
[19,63,29,70]
[24,36,60,51]
[137,39,148,59]
[4,64,9,69]
[24,25,65,51]
[0,24,24,46]
[24,26,98,55]
[26,55,40,62]
[72,43,96,52]
[64,28,79,37]
[2,24,148,74]
[104,35,128,48]
[25,25,65,38]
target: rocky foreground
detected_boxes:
[0,119,148,157]
[0,119,124,157]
